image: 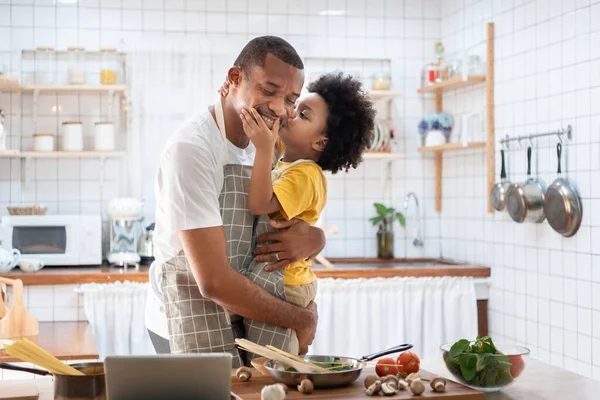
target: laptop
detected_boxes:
[104,353,232,400]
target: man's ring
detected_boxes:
[275,252,280,261]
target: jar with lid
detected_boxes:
[100,48,118,85]
[94,122,115,151]
[61,122,83,151]
[67,47,86,84]
[35,47,56,84]
[371,71,391,91]
[33,133,55,152]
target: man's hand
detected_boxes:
[255,219,326,272]
[217,79,230,96]
[295,301,318,355]
[240,108,280,153]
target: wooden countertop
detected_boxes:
[1,359,597,399]
[0,259,490,285]
[0,322,98,363]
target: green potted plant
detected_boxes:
[369,203,406,259]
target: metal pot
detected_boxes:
[0,362,106,400]
[264,343,413,389]
[490,149,510,211]
[544,143,582,237]
[506,146,546,223]
[138,222,155,265]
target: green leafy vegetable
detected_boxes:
[444,336,513,388]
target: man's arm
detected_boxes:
[179,226,316,334]
[254,219,326,272]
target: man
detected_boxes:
[145,36,325,367]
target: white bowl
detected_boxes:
[19,259,44,273]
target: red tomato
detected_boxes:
[396,351,420,374]
[375,358,398,377]
[508,355,525,378]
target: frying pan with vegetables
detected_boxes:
[264,343,413,389]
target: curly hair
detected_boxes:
[308,72,376,174]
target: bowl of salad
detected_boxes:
[440,336,529,392]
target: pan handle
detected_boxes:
[557,143,562,175]
[527,146,532,178]
[500,149,506,179]
[360,344,413,362]
[0,362,51,376]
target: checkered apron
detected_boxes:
[160,99,290,368]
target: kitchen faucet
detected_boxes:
[403,192,424,247]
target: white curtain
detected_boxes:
[125,39,236,219]
[309,277,478,361]
[79,282,154,359]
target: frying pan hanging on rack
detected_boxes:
[544,143,582,237]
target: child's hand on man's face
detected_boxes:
[240,108,280,152]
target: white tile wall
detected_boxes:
[440,0,600,381]
[0,0,443,259]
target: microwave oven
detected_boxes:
[0,215,102,266]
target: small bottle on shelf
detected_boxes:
[100,48,118,85]
[434,42,447,83]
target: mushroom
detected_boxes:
[397,379,408,390]
[275,383,289,394]
[410,379,425,396]
[261,384,287,400]
[430,377,447,392]
[381,374,400,390]
[297,379,314,394]
[365,380,382,396]
[406,373,420,385]
[236,366,252,382]
[381,382,398,396]
[364,375,379,389]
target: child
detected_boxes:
[240,72,376,354]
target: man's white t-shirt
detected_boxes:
[145,108,255,339]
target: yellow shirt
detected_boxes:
[272,159,327,286]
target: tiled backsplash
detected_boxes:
[0,0,443,259]
[439,0,600,381]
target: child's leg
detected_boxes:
[244,259,291,362]
[284,281,318,355]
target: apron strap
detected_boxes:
[214,96,230,164]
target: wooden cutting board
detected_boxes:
[0,383,39,400]
[231,368,484,399]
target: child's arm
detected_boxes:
[241,108,283,215]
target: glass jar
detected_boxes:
[35,47,55,84]
[67,47,86,85]
[376,221,394,259]
[100,48,118,85]
[94,122,115,151]
[371,71,391,91]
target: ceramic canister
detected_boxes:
[62,122,83,151]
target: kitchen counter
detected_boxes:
[0,359,597,399]
[0,258,490,285]
[0,322,98,363]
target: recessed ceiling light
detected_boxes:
[319,10,346,16]
[56,0,79,4]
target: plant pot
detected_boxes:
[377,231,394,259]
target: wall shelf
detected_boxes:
[417,75,486,94]
[21,84,127,94]
[363,152,405,160]
[417,23,495,213]
[20,151,125,158]
[367,90,403,101]
[0,149,22,157]
[0,76,21,93]
[418,142,487,153]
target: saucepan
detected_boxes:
[264,343,413,389]
[0,362,106,399]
